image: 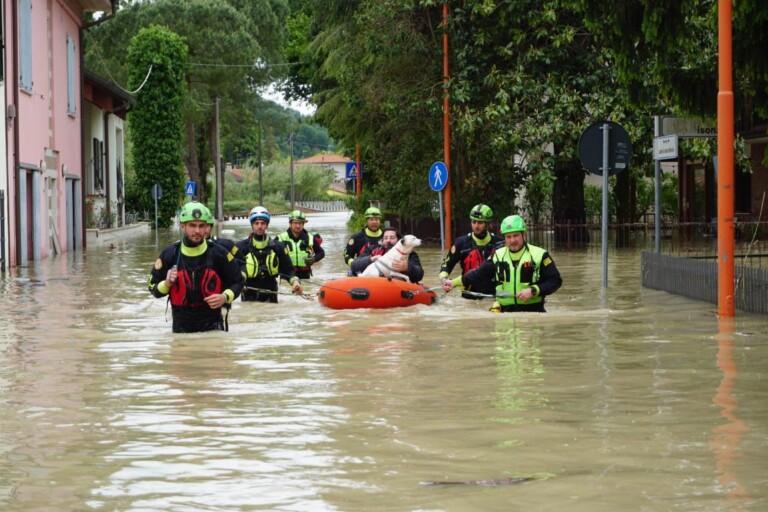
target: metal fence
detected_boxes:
[641,251,768,315]
[294,200,348,212]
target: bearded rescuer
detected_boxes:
[276,210,325,280]
[343,207,384,268]
[235,206,302,303]
[442,215,562,312]
[148,202,243,333]
[439,203,503,299]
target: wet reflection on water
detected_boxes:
[0,212,766,511]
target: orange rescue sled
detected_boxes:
[318,276,437,309]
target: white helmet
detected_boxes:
[248,206,270,224]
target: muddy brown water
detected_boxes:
[0,212,766,511]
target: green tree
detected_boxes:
[85,0,289,204]
[127,26,188,228]
[574,0,768,122]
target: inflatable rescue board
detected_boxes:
[318,276,436,309]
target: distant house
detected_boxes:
[83,69,133,230]
[295,153,354,183]
[2,0,116,269]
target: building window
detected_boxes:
[19,0,32,91]
[93,138,103,191]
[67,34,76,115]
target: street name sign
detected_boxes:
[653,135,679,160]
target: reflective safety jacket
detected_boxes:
[243,237,281,279]
[276,229,324,270]
[492,245,547,307]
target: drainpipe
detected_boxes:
[104,111,110,225]
[79,25,87,248]
[11,0,21,265]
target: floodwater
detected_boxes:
[0,211,766,512]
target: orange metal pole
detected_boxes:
[356,143,361,198]
[442,2,452,249]
[717,0,735,317]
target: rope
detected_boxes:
[243,286,316,301]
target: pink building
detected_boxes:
[2,0,115,269]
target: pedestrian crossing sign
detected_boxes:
[185,181,196,196]
[345,162,363,179]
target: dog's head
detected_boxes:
[400,234,422,252]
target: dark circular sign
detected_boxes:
[578,121,633,176]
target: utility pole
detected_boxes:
[258,120,263,204]
[215,97,223,221]
[289,133,295,210]
[442,2,453,249]
[717,0,735,317]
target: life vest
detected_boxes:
[461,233,498,273]
[356,229,382,256]
[277,231,315,268]
[244,237,280,278]
[169,246,222,307]
[368,245,387,257]
[492,244,547,307]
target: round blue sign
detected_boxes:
[429,162,448,192]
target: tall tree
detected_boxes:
[127,26,188,227]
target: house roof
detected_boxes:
[84,69,135,118]
[80,0,113,12]
[296,154,353,165]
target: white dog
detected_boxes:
[360,234,422,281]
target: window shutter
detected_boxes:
[19,0,33,91]
[67,34,76,114]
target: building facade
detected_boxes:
[3,0,114,269]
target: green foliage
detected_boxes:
[291,1,669,226]
[522,169,555,224]
[574,0,768,121]
[127,26,188,228]
[586,173,678,222]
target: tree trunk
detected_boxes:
[552,154,589,248]
[614,169,635,248]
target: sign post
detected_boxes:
[429,161,448,254]
[652,130,679,253]
[578,121,633,289]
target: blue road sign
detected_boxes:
[429,161,447,192]
[185,181,196,196]
[345,162,363,179]
[151,183,163,200]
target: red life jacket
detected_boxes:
[369,245,387,257]
[463,247,486,272]
[169,248,222,307]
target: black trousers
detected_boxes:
[172,308,226,333]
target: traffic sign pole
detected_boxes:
[578,120,633,291]
[601,123,610,289]
[655,118,661,253]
